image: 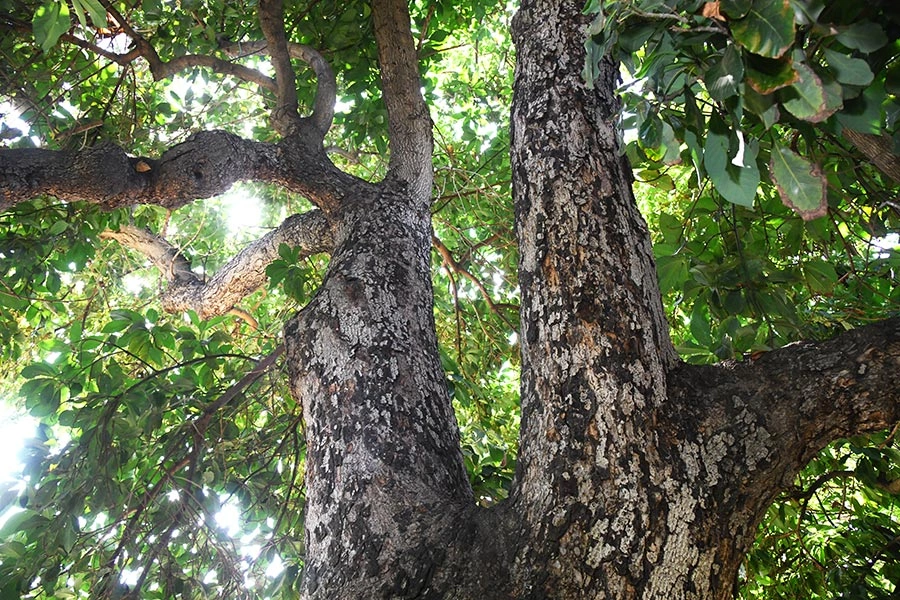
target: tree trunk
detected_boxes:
[501,2,900,599]
[281,0,900,597]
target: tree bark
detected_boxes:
[502,1,900,598]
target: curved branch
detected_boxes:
[257,0,301,135]
[432,235,516,330]
[372,0,434,201]
[102,210,334,319]
[219,40,336,135]
[93,0,275,90]
[0,130,352,213]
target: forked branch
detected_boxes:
[220,40,337,135]
[93,0,277,91]
[257,0,302,136]
[101,210,334,319]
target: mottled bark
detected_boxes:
[508,0,679,595]
[0,130,353,214]
[2,0,899,598]
[504,2,900,600]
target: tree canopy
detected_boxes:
[0,0,898,598]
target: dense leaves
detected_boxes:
[0,0,517,597]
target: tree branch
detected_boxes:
[219,39,336,135]
[666,317,900,503]
[101,210,333,319]
[93,0,276,91]
[372,0,434,201]
[432,235,516,330]
[0,130,352,214]
[257,0,302,135]
[843,129,900,185]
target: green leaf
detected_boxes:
[655,254,688,294]
[745,54,797,94]
[731,0,795,59]
[780,62,827,122]
[20,362,57,379]
[48,220,68,236]
[705,45,744,102]
[704,114,760,208]
[770,146,827,220]
[637,105,663,149]
[720,0,752,19]
[835,22,888,53]
[837,79,886,134]
[32,1,71,53]
[70,0,87,28]
[803,259,837,294]
[690,305,713,346]
[742,86,780,129]
[74,0,108,28]
[823,49,874,87]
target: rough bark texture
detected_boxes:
[2,0,900,598]
[503,2,900,599]
[0,130,354,214]
[101,210,333,319]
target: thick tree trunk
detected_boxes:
[503,1,900,599]
[283,179,464,597]
[4,0,896,597]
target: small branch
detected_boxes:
[102,210,333,319]
[92,0,275,90]
[219,39,336,135]
[433,235,515,330]
[193,344,285,429]
[99,226,195,282]
[257,0,301,135]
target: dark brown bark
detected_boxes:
[0,130,353,214]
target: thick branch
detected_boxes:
[0,130,351,214]
[101,210,333,319]
[1,131,264,210]
[372,0,434,201]
[667,316,900,499]
[219,40,336,134]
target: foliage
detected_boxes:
[588,0,900,356]
[0,0,897,599]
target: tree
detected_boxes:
[0,0,898,599]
